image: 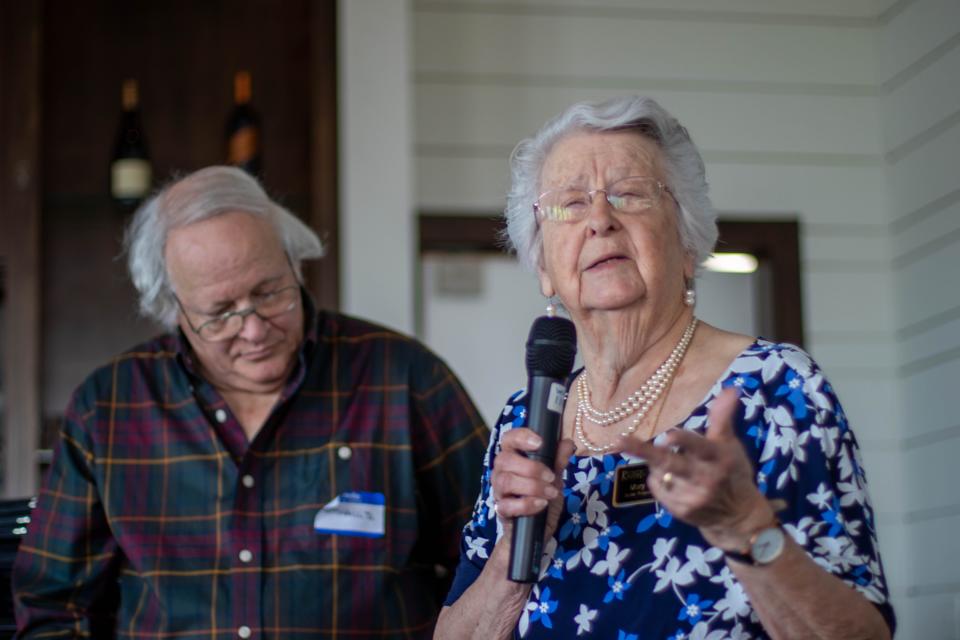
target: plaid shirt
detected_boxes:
[13,301,488,639]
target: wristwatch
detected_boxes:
[723,521,786,566]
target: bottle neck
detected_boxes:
[234,71,252,105]
[121,80,139,111]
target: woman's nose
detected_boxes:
[585,192,620,234]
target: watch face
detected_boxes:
[751,527,786,564]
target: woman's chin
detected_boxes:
[578,290,645,314]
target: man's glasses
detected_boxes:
[177,285,300,342]
[533,176,672,224]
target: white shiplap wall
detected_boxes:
[409,0,913,633]
[881,0,960,636]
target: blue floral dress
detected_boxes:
[445,340,896,639]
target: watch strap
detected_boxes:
[721,516,783,566]
[722,547,755,565]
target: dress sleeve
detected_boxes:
[730,344,896,634]
[12,385,122,637]
[443,389,526,607]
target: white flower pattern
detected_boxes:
[448,341,894,638]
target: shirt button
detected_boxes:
[337,446,352,461]
[241,474,255,488]
[238,549,253,563]
[215,409,228,423]
[237,626,251,639]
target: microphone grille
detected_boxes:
[525,315,577,378]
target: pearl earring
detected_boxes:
[684,287,696,307]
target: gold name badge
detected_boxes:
[612,462,656,507]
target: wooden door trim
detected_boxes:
[0,0,43,497]
[306,0,340,310]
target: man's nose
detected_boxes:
[237,309,270,341]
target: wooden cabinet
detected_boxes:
[0,0,339,497]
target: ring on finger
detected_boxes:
[662,471,675,491]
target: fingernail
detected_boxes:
[545,485,558,498]
[527,434,542,447]
[542,470,555,483]
[534,498,547,509]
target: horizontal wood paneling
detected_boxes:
[900,358,960,433]
[419,0,898,20]
[414,12,876,85]
[888,124,960,221]
[895,228,960,330]
[415,85,883,154]
[880,0,960,88]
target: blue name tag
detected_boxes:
[314,491,385,538]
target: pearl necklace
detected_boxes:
[579,317,697,427]
[574,317,698,454]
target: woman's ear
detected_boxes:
[537,264,555,298]
[683,251,696,281]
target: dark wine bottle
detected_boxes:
[225,70,262,176]
[110,79,152,207]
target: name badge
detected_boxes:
[314,491,385,538]
[612,463,655,507]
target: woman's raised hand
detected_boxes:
[619,387,776,550]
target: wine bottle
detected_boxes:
[225,70,262,176]
[110,79,153,207]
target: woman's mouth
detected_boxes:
[587,255,628,270]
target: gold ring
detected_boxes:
[662,472,674,491]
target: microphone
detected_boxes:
[508,311,577,583]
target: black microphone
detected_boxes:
[508,312,577,583]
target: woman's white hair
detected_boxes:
[504,95,717,273]
[124,165,325,329]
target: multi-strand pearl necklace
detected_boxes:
[574,317,698,454]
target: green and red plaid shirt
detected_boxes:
[13,300,488,639]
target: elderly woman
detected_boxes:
[435,96,894,639]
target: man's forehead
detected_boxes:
[165,212,287,294]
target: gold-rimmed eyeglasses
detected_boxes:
[176,285,301,342]
[533,176,672,224]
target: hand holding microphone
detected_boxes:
[502,311,576,583]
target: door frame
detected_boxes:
[418,213,804,347]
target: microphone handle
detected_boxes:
[508,375,564,583]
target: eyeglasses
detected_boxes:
[533,176,671,224]
[177,285,300,342]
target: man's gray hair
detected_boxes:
[504,95,717,273]
[124,165,325,329]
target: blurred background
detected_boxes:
[1,0,959,636]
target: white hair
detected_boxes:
[504,96,717,273]
[124,166,325,329]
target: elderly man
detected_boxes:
[13,166,488,638]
